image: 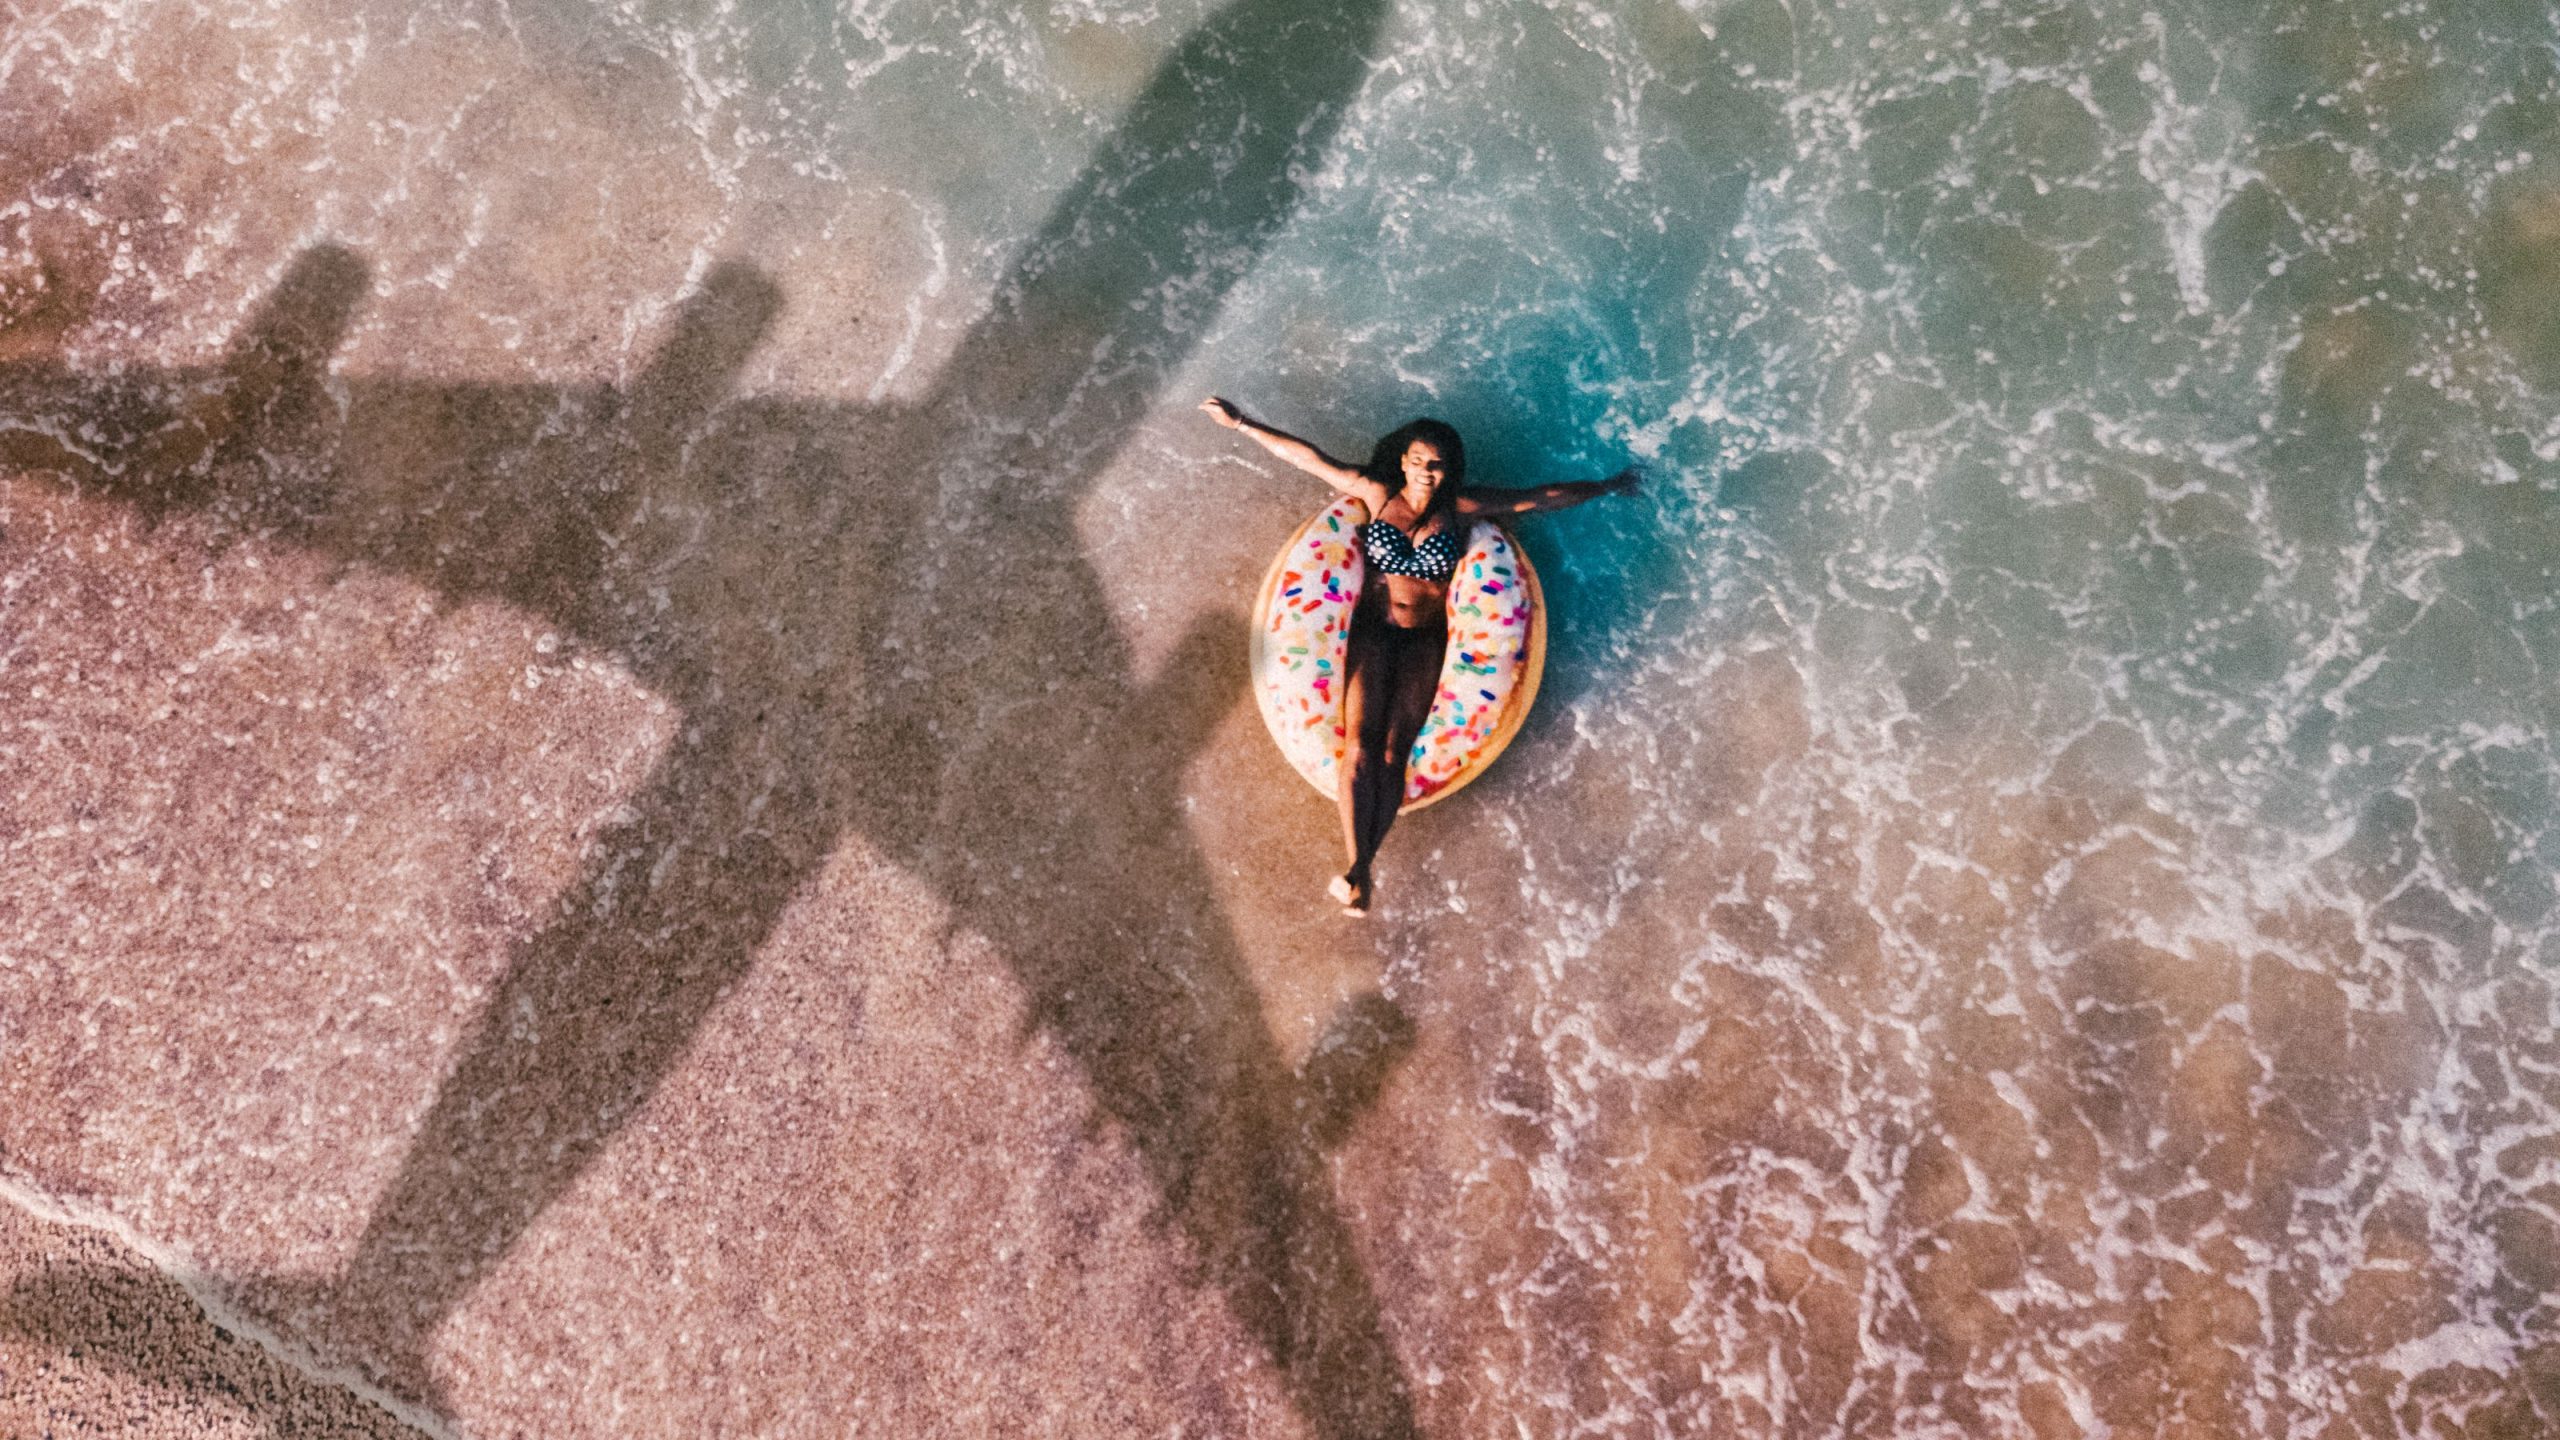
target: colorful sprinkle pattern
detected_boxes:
[1250,497,1539,809]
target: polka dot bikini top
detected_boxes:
[1359,519,1464,580]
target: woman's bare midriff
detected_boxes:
[1374,573,1449,629]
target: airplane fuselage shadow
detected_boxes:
[0,1,1423,1436]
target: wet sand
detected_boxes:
[0,1189,433,1439]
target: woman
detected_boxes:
[1201,397,1641,914]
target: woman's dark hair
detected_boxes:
[1365,418,1467,524]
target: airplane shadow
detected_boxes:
[0,1,1422,1435]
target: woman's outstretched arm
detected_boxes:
[1200,397,1376,497]
[1455,464,1645,517]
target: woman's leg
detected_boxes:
[1357,625,1444,869]
[1334,620,1444,911]
[1335,618,1397,911]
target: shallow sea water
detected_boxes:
[4,0,2558,1436]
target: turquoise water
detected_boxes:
[770,0,2560,924]
[7,0,2558,1435]
[924,1,2560,1428]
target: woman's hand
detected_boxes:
[1204,402,1375,496]
[1458,465,1647,517]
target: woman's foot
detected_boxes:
[1327,871,1373,916]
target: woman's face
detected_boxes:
[1399,439,1450,503]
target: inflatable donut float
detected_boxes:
[1250,495,1545,812]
